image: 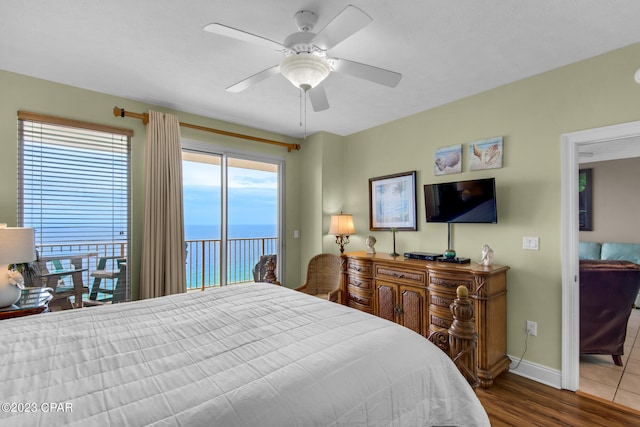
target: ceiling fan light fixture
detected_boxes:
[280,53,330,91]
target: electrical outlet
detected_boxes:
[527,320,537,336]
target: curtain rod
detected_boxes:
[112,107,300,152]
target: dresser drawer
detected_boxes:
[429,312,452,330]
[429,304,453,329]
[430,293,454,309]
[348,299,374,313]
[347,289,373,311]
[374,265,425,285]
[347,275,372,291]
[428,272,472,294]
[347,258,373,276]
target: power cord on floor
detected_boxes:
[512,332,530,370]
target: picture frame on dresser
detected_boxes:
[369,171,417,231]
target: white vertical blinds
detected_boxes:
[17,112,131,251]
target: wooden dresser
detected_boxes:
[342,251,510,388]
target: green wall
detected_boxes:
[329,43,640,371]
[0,70,303,298]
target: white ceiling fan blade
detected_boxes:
[312,5,372,50]
[332,58,402,87]
[226,65,281,93]
[203,23,284,51]
[308,84,330,112]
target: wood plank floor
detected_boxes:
[475,372,640,426]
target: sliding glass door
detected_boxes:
[182,145,281,288]
[227,158,279,283]
[182,151,222,289]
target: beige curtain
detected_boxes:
[140,110,186,299]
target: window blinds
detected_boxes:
[17,112,131,253]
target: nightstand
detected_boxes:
[0,287,52,320]
[0,305,48,320]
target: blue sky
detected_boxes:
[182,160,277,227]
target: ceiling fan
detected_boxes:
[203,5,402,112]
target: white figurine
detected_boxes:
[480,244,494,266]
[365,235,377,254]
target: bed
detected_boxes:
[0,282,489,426]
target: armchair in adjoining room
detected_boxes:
[579,259,640,366]
[295,254,343,303]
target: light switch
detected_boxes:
[523,236,539,250]
[294,230,299,239]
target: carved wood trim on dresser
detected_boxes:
[342,251,510,388]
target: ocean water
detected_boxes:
[184,223,278,288]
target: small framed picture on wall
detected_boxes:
[434,145,462,175]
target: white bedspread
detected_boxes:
[0,283,489,426]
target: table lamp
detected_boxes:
[0,224,37,308]
[328,212,356,254]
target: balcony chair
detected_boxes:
[32,257,88,310]
[295,254,342,303]
[87,256,127,304]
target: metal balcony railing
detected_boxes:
[185,237,278,290]
[36,237,278,297]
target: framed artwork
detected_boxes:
[369,171,417,231]
[434,145,462,175]
[579,168,593,231]
[469,136,503,170]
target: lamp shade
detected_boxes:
[280,53,331,91]
[328,214,356,236]
[0,226,37,265]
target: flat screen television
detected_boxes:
[424,178,497,223]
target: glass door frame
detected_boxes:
[182,139,285,286]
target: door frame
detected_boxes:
[561,120,640,390]
[181,139,285,284]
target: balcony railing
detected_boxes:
[185,237,278,290]
[36,237,277,297]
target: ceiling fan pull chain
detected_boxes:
[299,88,303,129]
[304,89,308,139]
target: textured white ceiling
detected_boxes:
[2,1,640,139]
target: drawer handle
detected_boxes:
[393,272,405,278]
[350,294,365,304]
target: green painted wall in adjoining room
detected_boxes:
[334,42,640,371]
[0,70,304,298]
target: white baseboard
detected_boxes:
[507,354,562,389]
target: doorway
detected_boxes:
[561,120,640,393]
[181,140,284,288]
